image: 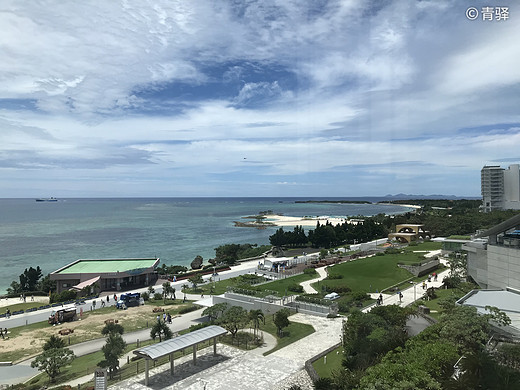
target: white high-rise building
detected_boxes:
[481,164,520,212]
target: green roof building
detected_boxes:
[50,257,160,293]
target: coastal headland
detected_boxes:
[236,214,362,228]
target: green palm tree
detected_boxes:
[150,320,173,342]
[249,309,265,337]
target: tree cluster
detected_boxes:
[156,264,188,276]
[269,220,387,249]
[269,226,307,247]
[375,200,519,237]
[202,304,277,341]
[8,266,56,295]
[214,243,269,265]
[322,304,520,390]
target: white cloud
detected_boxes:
[0,0,519,197]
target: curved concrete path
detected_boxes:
[364,250,450,312]
[300,267,328,294]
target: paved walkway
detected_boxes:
[109,313,342,390]
[364,253,449,312]
[300,267,328,294]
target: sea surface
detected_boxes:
[0,198,413,294]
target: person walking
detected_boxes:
[379,293,383,304]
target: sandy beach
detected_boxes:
[263,214,349,227]
[377,203,422,209]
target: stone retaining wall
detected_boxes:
[304,342,342,383]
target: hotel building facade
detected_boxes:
[481,164,520,212]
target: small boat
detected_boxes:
[35,197,58,202]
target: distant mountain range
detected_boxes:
[382,193,481,201]
[301,194,481,203]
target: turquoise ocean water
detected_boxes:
[0,198,412,294]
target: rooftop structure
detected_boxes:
[50,257,160,293]
[133,325,227,386]
[388,224,431,243]
[463,214,520,289]
[457,288,520,339]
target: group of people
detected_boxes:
[376,291,404,306]
[427,273,438,282]
[156,312,173,324]
[19,294,34,303]
[0,327,8,339]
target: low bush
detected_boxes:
[153,293,162,300]
[303,267,317,275]
[189,322,212,332]
[321,285,351,293]
[288,284,304,293]
[326,274,343,279]
[351,291,370,301]
[50,290,77,304]
[179,305,199,314]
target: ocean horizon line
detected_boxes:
[1,195,480,200]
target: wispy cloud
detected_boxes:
[0,0,519,197]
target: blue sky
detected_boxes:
[1,0,519,198]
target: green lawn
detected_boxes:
[312,345,344,378]
[414,286,470,320]
[315,245,442,294]
[258,271,318,296]
[313,256,412,294]
[261,313,315,355]
[404,241,442,252]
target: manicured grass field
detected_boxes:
[316,243,442,294]
[312,344,344,378]
[313,256,413,293]
[414,286,471,320]
[258,271,318,296]
[404,241,442,252]
[261,313,315,355]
